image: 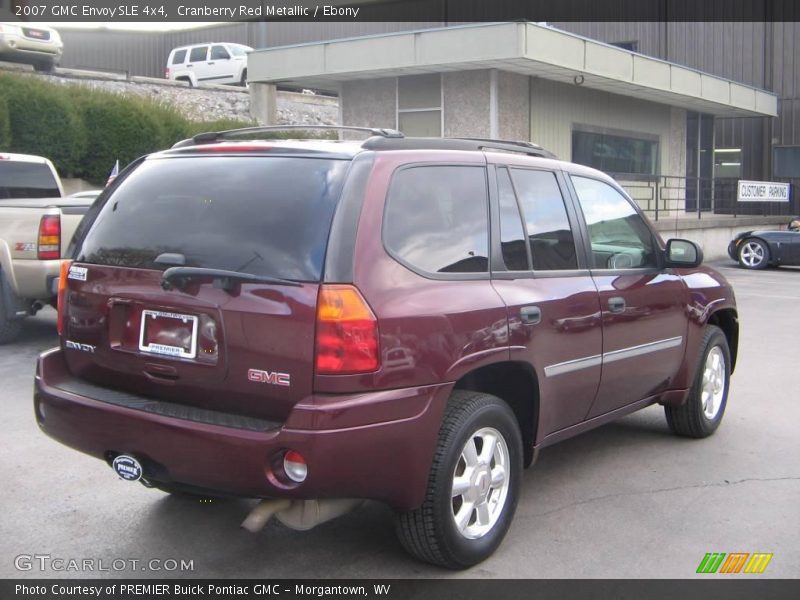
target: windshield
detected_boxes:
[0,161,60,198]
[229,46,249,57]
[77,155,349,281]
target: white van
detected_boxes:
[165,43,252,87]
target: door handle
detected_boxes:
[520,305,541,325]
[608,296,626,313]
[208,61,215,65]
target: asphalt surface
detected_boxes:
[1,261,798,579]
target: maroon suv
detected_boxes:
[34,127,737,569]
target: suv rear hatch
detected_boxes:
[63,152,350,422]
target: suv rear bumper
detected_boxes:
[34,348,450,509]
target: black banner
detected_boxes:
[2,0,800,23]
[3,580,800,600]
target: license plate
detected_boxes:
[138,310,198,359]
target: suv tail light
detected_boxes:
[56,259,72,335]
[165,67,170,79]
[315,285,379,374]
[38,215,61,259]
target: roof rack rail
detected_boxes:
[172,125,404,148]
[454,137,555,158]
[361,136,556,159]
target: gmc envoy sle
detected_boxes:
[34,127,737,569]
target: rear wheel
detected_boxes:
[33,60,55,72]
[665,325,730,438]
[0,272,24,344]
[737,238,769,269]
[395,390,522,569]
[0,311,23,345]
[239,68,248,87]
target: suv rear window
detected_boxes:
[189,46,207,62]
[0,161,60,198]
[77,156,349,281]
[171,49,187,64]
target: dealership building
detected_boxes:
[53,17,800,253]
[247,22,777,220]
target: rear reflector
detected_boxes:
[315,285,379,375]
[283,450,307,483]
[38,215,61,259]
[56,259,72,335]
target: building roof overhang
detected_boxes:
[249,22,777,118]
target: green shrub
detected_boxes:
[142,99,191,149]
[75,90,167,184]
[0,72,336,184]
[0,95,9,149]
[0,74,86,176]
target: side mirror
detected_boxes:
[665,238,703,268]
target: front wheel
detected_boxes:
[665,325,731,438]
[738,238,769,269]
[395,390,522,569]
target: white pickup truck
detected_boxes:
[0,153,94,343]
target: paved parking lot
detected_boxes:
[1,261,797,579]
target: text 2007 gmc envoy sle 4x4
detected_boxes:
[34,127,737,569]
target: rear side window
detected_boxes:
[77,156,349,281]
[189,46,207,62]
[510,169,578,271]
[384,165,489,275]
[497,168,529,271]
[171,49,187,64]
[210,45,230,60]
[0,161,60,198]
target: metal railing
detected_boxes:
[612,174,799,222]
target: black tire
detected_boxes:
[665,325,731,438]
[0,272,24,345]
[395,390,522,569]
[0,312,23,345]
[737,238,769,270]
[33,61,55,72]
[240,69,248,87]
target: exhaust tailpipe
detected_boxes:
[240,499,292,533]
[241,498,362,533]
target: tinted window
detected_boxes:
[510,169,578,271]
[78,157,349,281]
[189,46,207,62]
[571,176,657,269]
[210,45,230,60]
[0,161,60,198]
[171,49,187,64]
[572,129,658,176]
[385,166,489,274]
[497,168,529,271]
[773,146,800,178]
